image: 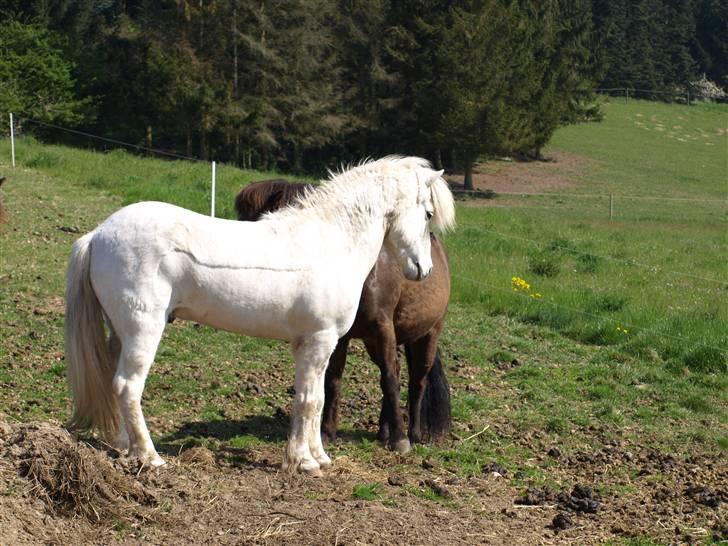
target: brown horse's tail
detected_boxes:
[65,231,120,441]
[406,346,452,441]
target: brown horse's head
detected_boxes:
[234,179,313,221]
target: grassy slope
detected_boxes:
[450,99,727,377]
[0,99,725,482]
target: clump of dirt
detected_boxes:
[1,415,156,522]
[178,445,217,467]
[684,484,725,508]
[482,461,508,476]
[515,484,600,514]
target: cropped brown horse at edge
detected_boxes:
[235,179,452,453]
[0,177,7,224]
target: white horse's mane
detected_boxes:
[268,156,455,234]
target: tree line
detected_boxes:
[0,1,724,187]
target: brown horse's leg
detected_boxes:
[360,341,396,444]
[363,324,410,454]
[321,337,349,445]
[407,319,445,444]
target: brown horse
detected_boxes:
[235,180,452,453]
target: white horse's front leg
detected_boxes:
[284,330,338,475]
[308,371,331,468]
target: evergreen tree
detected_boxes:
[0,21,92,124]
[433,1,599,189]
[332,0,399,159]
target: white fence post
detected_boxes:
[609,194,614,220]
[211,160,216,217]
[10,113,15,168]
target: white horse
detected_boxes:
[64,156,456,475]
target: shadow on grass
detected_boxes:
[158,415,380,466]
[163,415,288,444]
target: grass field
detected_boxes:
[0,98,726,543]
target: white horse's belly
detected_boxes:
[169,264,353,341]
[172,271,305,340]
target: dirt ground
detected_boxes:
[0,410,728,545]
[1,408,725,545]
[445,151,589,198]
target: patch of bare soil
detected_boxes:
[2,412,725,545]
[446,151,592,203]
[499,418,728,544]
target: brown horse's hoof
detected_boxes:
[391,438,411,454]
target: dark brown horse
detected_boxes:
[235,180,452,453]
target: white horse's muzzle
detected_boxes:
[404,257,432,281]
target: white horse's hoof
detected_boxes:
[130,449,166,468]
[314,452,332,469]
[284,455,322,476]
[149,455,166,468]
[303,466,324,477]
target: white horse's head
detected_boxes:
[385,161,455,281]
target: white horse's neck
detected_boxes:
[271,162,405,255]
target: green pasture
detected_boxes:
[0,98,725,477]
[450,98,727,376]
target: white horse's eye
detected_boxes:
[426,210,433,220]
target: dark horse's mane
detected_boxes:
[234,179,312,221]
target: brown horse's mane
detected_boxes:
[234,179,312,221]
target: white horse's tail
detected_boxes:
[65,231,120,440]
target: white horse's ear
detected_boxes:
[425,169,444,187]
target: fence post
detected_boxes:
[609,194,614,220]
[211,160,216,217]
[10,113,15,168]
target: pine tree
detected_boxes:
[332,0,399,159]
[0,21,92,124]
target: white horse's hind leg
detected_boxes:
[284,330,338,475]
[112,317,166,467]
[107,328,130,453]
